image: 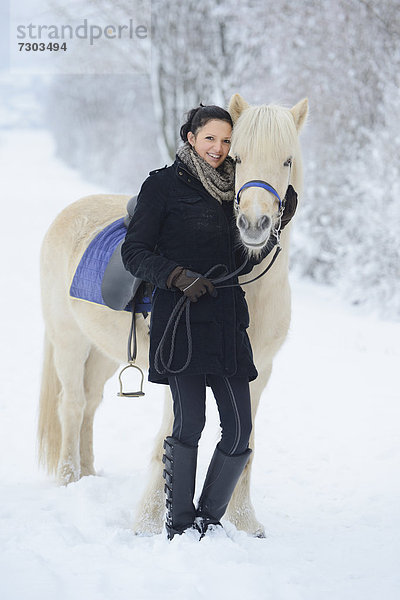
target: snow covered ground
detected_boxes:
[0,129,399,600]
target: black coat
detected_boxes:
[121,158,274,384]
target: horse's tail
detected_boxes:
[38,333,61,476]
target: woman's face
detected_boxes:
[187,119,232,168]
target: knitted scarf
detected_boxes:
[176,142,235,204]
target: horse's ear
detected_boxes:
[228,93,250,123]
[290,98,308,132]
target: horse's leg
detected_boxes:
[225,363,272,537]
[51,331,91,485]
[80,347,118,477]
[133,388,174,535]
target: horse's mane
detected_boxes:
[231,104,298,161]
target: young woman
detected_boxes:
[121,104,295,540]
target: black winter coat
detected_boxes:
[121,158,274,384]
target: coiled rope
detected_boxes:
[154,244,282,375]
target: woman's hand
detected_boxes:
[280,185,298,230]
[167,267,217,302]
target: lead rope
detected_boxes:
[125,175,290,384]
[154,243,282,375]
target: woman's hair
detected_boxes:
[179,103,233,142]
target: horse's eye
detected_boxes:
[284,157,292,167]
[235,155,242,164]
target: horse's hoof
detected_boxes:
[57,461,80,485]
[226,508,266,538]
[253,527,266,539]
[57,473,79,486]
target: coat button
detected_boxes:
[178,171,183,175]
[188,178,191,182]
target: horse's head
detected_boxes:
[229,94,308,254]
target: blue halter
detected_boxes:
[235,180,283,211]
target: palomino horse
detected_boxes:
[38,94,308,537]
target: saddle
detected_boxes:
[70,196,153,314]
[101,196,141,310]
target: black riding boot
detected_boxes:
[196,445,252,536]
[162,437,198,540]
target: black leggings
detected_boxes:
[168,373,252,456]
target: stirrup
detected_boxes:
[117,361,145,397]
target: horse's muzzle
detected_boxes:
[237,214,272,248]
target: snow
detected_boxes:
[0,128,399,600]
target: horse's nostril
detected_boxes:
[238,214,249,230]
[258,215,271,231]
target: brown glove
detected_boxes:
[280,185,298,230]
[167,267,217,302]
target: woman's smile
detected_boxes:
[206,151,222,163]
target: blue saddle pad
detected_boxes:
[69,217,151,313]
